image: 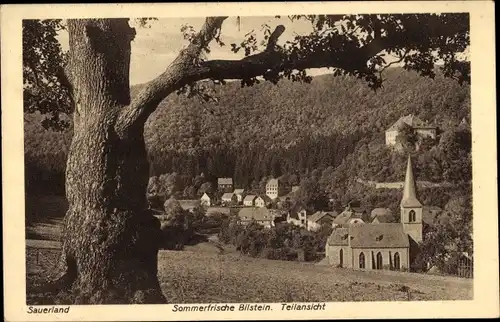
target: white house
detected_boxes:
[221,192,237,205]
[266,178,280,200]
[255,195,272,208]
[233,189,245,203]
[287,205,308,228]
[243,194,257,207]
[200,193,212,207]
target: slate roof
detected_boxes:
[266,178,279,186]
[372,214,396,223]
[256,195,272,203]
[238,207,275,222]
[333,208,364,226]
[233,189,245,195]
[218,178,233,185]
[349,223,409,248]
[243,194,257,202]
[370,208,393,219]
[327,228,349,246]
[308,211,338,223]
[387,114,436,132]
[221,192,235,200]
[288,203,308,219]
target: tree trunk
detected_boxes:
[56,19,165,304]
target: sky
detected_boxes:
[57,16,330,85]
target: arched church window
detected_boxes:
[376,252,383,270]
[409,210,416,222]
[394,252,400,270]
[359,252,365,269]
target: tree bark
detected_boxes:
[58,19,165,304]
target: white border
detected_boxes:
[1,1,498,321]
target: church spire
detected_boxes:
[400,155,422,208]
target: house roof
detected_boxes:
[349,223,410,248]
[221,192,235,200]
[288,203,308,219]
[370,208,393,219]
[238,207,275,222]
[308,211,338,223]
[387,114,436,132]
[333,208,364,226]
[266,178,279,186]
[256,195,272,203]
[233,189,245,194]
[201,192,212,199]
[372,214,395,223]
[218,178,233,185]
[327,228,349,246]
[243,194,257,202]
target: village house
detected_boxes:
[307,210,338,231]
[233,189,245,203]
[331,205,366,228]
[370,208,395,224]
[255,195,272,208]
[286,205,308,228]
[266,178,280,200]
[217,177,234,193]
[200,192,212,207]
[326,155,424,272]
[237,208,282,228]
[206,206,231,217]
[243,194,257,207]
[385,114,437,148]
[221,192,238,205]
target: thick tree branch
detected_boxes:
[115,17,386,137]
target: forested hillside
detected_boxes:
[25,67,471,210]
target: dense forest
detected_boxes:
[25,67,471,213]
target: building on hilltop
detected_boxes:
[217,178,233,193]
[326,155,425,271]
[385,114,437,149]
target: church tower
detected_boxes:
[400,155,423,243]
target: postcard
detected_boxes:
[1,1,498,321]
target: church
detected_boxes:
[325,155,423,271]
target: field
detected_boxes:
[25,195,473,304]
[27,242,473,304]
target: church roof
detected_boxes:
[218,178,233,185]
[349,223,410,248]
[327,228,349,246]
[400,155,422,208]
